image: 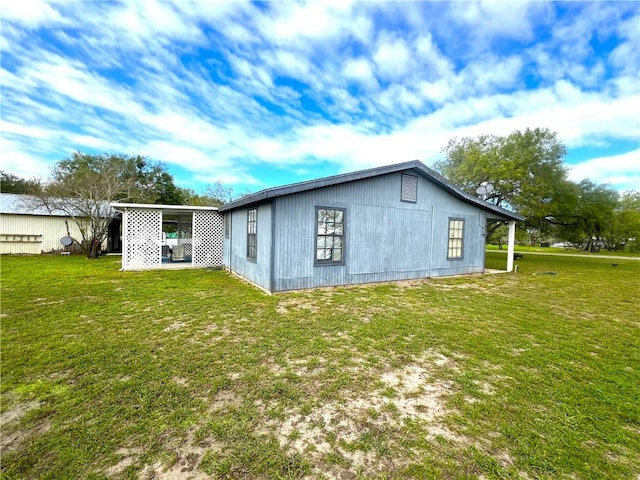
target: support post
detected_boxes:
[506,220,516,272]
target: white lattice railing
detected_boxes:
[193,211,224,267]
[123,209,162,270]
[121,207,222,270]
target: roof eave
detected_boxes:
[219,160,422,212]
[219,160,524,222]
[110,202,219,212]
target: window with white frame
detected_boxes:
[247,208,257,261]
[316,207,345,264]
[447,218,464,259]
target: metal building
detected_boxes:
[220,161,524,292]
[0,193,94,254]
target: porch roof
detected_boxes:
[110,202,218,216]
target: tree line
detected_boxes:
[435,128,639,253]
[2,131,639,258]
[1,154,241,206]
[1,153,245,258]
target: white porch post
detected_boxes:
[121,209,128,271]
[506,220,516,272]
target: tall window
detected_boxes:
[316,207,345,264]
[447,218,464,259]
[247,208,257,261]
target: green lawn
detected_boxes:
[1,253,639,479]
[486,244,640,257]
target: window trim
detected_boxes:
[247,208,257,262]
[401,174,418,203]
[314,206,346,266]
[447,217,464,260]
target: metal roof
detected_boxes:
[219,160,525,221]
[111,203,219,215]
[0,193,70,216]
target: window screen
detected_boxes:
[401,174,418,202]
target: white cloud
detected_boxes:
[377,84,422,112]
[414,34,453,79]
[568,149,640,191]
[265,50,312,80]
[373,35,412,81]
[461,56,524,93]
[0,0,64,27]
[254,0,372,47]
[416,79,455,105]
[341,58,378,90]
[450,0,550,45]
[0,136,52,180]
[0,0,638,194]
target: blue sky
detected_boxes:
[1,0,639,195]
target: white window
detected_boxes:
[447,218,464,259]
[247,208,257,261]
[316,207,345,264]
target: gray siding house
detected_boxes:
[220,161,523,292]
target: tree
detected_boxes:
[573,180,619,251]
[135,159,186,205]
[29,152,180,258]
[603,191,640,252]
[1,170,43,194]
[546,181,620,251]
[179,181,251,207]
[435,128,570,241]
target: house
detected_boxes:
[220,160,524,292]
[0,193,121,255]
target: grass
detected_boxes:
[1,253,639,479]
[486,243,640,257]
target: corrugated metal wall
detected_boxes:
[225,204,272,291]
[271,170,487,291]
[0,214,86,254]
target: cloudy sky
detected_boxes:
[1,0,639,194]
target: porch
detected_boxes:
[111,203,224,271]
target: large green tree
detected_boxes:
[29,152,183,258]
[435,128,571,240]
[0,170,43,194]
[600,190,640,252]
[570,180,619,251]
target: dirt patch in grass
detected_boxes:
[276,297,321,315]
[0,400,41,425]
[0,400,50,452]
[106,447,143,477]
[163,322,187,332]
[117,430,220,480]
[257,352,464,478]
